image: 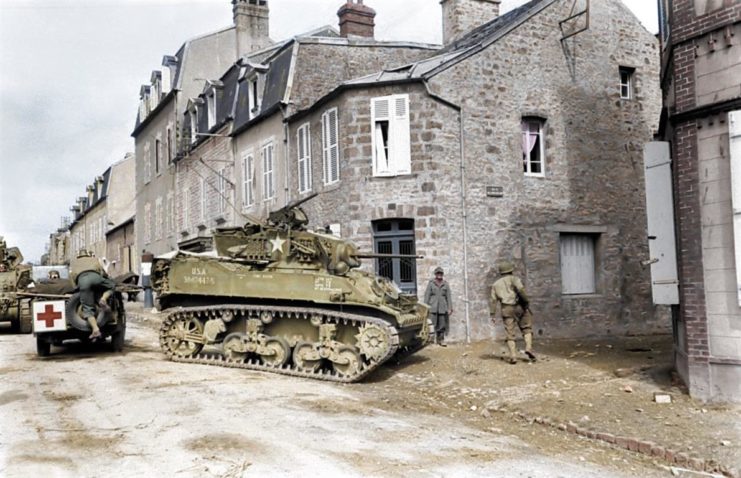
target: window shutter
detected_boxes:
[322,112,329,183]
[560,235,595,294]
[329,109,339,183]
[391,95,411,174]
[372,97,391,175]
[643,142,679,305]
[298,127,306,192]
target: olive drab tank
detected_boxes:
[0,237,33,333]
[152,194,432,382]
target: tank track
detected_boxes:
[159,304,404,383]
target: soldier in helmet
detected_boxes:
[490,261,536,364]
[70,249,116,340]
[423,266,453,346]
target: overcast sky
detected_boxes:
[0,0,657,263]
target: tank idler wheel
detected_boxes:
[332,346,362,377]
[223,333,248,362]
[356,324,390,362]
[162,317,204,358]
[260,336,291,367]
[293,340,321,372]
[36,336,51,357]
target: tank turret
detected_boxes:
[152,196,431,382]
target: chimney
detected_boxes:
[338,0,376,39]
[232,0,270,57]
[441,0,501,45]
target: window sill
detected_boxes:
[370,173,417,180]
[524,173,545,179]
[561,293,601,299]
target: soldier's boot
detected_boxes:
[86,316,102,340]
[524,333,537,362]
[506,340,517,364]
[437,332,447,347]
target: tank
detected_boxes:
[0,237,33,333]
[152,194,432,382]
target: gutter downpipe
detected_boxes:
[423,80,471,343]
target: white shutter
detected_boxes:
[322,112,329,183]
[298,126,306,192]
[372,97,391,176]
[729,111,741,305]
[643,142,679,305]
[560,234,595,294]
[392,95,411,174]
[329,109,339,183]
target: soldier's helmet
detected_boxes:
[497,261,514,274]
[48,270,60,279]
[434,266,444,275]
[76,249,94,258]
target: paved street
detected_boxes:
[0,311,682,478]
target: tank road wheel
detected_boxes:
[36,337,51,357]
[161,316,204,357]
[332,346,362,378]
[356,324,390,362]
[260,336,291,367]
[222,333,248,362]
[292,340,321,372]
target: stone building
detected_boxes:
[132,0,271,258]
[175,1,438,244]
[283,0,666,340]
[68,170,111,261]
[652,0,741,401]
[105,154,137,277]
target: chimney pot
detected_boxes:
[338,0,376,39]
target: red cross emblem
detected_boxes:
[37,304,62,328]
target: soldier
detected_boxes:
[490,261,536,364]
[70,250,116,340]
[48,270,60,280]
[423,266,453,346]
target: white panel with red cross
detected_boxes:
[32,301,67,333]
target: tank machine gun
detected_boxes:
[152,194,431,382]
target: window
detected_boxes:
[143,203,152,244]
[262,143,274,200]
[297,123,312,193]
[155,139,161,175]
[166,192,174,235]
[371,94,411,176]
[560,234,597,294]
[143,143,151,183]
[619,67,634,100]
[249,77,262,120]
[181,187,189,232]
[189,109,198,145]
[155,197,163,240]
[242,152,255,207]
[207,90,217,130]
[217,167,227,214]
[166,127,173,163]
[521,117,545,176]
[200,177,207,222]
[322,108,340,184]
[372,219,417,294]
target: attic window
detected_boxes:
[248,76,262,120]
[207,90,217,130]
[189,108,198,145]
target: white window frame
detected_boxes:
[143,143,151,184]
[322,108,340,185]
[155,197,163,240]
[166,127,173,163]
[143,203,152,245]
[155,138,161,175]
[522,118,546,177]
[248,76,262,120]
[241,151,255,208]
[262,142,275,201]
[190,109,198,145]
[297,123,312,193]
[560,233,597,295]
[371,94,411,177]
[619,67,634,100]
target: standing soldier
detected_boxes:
[490,261,536,364]
[423,266,453,346]
[70,250,116,340]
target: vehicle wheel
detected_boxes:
[111,322,126,352]
[36,337,51,357]
[19,312,33,334]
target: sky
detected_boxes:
[0,0,658,264]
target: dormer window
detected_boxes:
[139,85,151,120]
[207,90,217,130]
[189,107,198,145]
[248,76,262,120]
[150,71,162,111]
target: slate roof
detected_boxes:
[342,0,556,86]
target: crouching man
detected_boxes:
[70,250,115,340]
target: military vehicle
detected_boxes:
[29,281,127,356]
[0,237,33,333]
[152,194,432,383]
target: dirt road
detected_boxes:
[0,316,693,477]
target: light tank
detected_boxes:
[0,237,33,333]
[151,194,432,382]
